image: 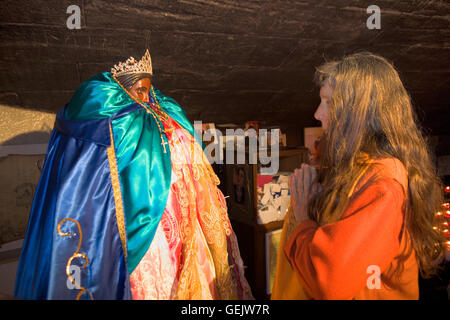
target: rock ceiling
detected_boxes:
[1,0,449,134]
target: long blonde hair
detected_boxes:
[310,52,444,278]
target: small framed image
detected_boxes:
[224,163,254,225]
[233,166,246,204]
[265,228,283,295]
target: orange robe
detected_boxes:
[129,116,253,300]
[281,158,419,299]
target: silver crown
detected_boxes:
[111,49,153,76]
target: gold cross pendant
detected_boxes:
[160,135,169,153]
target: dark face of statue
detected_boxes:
[129,78,151,103]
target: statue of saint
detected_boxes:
[15,50,253,300]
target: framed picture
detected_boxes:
[233,166,246,204]
[224,163,254,225]
[265,228,282,295]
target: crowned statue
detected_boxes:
[14,50,253,300]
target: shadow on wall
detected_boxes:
[0,131,51,246]
[1,131,51,146]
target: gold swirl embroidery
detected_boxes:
[163,117,243,299]
[106,123,128,260]
[160,209,179,249]
[57,218,94,300]
[191,163,201,181]
[168,133,206,299]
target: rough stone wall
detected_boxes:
[0,0,449,133]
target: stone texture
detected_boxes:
[1,0,449,136]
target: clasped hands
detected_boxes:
[289,163,321,223]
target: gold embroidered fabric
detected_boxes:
[106,123,128,259]
[57,218,94,300]
[129,117,253,300]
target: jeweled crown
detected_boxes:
[111,49,153,76]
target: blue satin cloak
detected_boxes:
[14,72,201,299]
[14,109,130,299]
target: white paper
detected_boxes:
[271,184,281,194]
[261,191,271,206]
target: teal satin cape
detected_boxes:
[65,72,201,274]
